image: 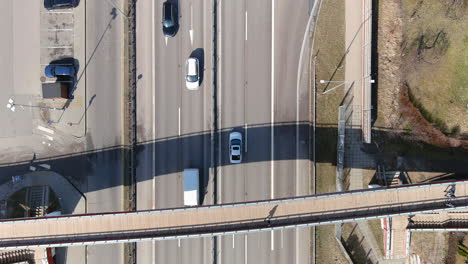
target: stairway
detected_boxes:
[27,186,49,217]
[0,249,34,264]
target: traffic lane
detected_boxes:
[272,1,311,263]
[219,234,246,264]
[154,0,213,263]
[155,240,180,263]
[218,0,246,203]
[86,0,123,149]
[136,0,155,143]
[218,0,247,263]
[181,237,212,264]
[85,0,125,263]
[244,0,272,203]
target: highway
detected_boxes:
[83,0,126,263]
[1,181,467,249]
[135,0,314,263]
[217,0,313,263]
[136,0,213,263]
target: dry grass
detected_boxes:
[410,232,449,263]
[316,225,349,264]
[367,219,384,256]
[401,0,468,134]
[313,0,348,263]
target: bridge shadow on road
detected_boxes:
[0,123,466,204]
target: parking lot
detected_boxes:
[0,0,86,158]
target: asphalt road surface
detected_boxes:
[136,0,313,263]
[136,0,213,263]
[217,0,313,263]
[84,0,126,263]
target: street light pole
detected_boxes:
[319,78,374,95]
[6,98,64,112]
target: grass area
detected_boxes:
[312,0,347,263]
[315,225,349,264]
[410,232,449,263]
[367,219,384,255]
[401,0,468,133]
[341,223,375,263]
[375,130,468,159]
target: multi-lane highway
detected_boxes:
[218,0,313,263]
[136,0,213,263]
[136,0,314,263]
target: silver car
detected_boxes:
[229,132,242,164]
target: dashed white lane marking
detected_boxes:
[29,166,37,172]
[37,126,54,134]
[44,135,54,141]
[232,234,235,248]
[244,235,248,264]
[245,11,248,40]
[245,123,248,152]
[178,107,181,136]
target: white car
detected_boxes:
[229,132,242,164]
[185,57,200,90]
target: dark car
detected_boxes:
[45,65,76,78]
[162,1,178,37]
[44,0,78,9]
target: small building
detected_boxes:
[42,83,70,99]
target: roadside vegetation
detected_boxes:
[312,0,349,263]
[401,0,468,137]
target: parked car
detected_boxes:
[162,1,178,37]
[185,57,200,90]
[229,132,242,164]
[45,64,76,78]
[44,0,78,9]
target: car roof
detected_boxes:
[187,58,198,75]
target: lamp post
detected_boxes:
[319,78,374,95]
[6,98,64,112]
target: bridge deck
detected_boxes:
[1,181,467,249]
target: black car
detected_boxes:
[162,1,178,37]
[44,0,78,9]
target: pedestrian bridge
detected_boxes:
[1,180,467,250]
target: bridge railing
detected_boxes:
[2,193,468,249]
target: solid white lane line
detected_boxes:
[178,107,181,136]
[151,0,156,209]
[151,0,156,263]
[218,0,223,205]
[245,123,248,152]
[244,235,248,264]
[270,0,276,252]
[245,11,248,40]
[281,229,284,248]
